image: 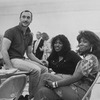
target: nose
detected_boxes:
[24,17,28,21]
[55,43,59,46]
[78,42,84,47]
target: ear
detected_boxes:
[30,19,32,23]
[30,17,32,23]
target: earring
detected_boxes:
[90,46,93,52]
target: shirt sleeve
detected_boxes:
[4,29,14,41]
[80,54,98,76]
[75,54,99,76]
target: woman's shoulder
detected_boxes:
[82,54,98,70]
[85,54,98,63]
[75,54,99,76]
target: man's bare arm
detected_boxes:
[1,38,13,69]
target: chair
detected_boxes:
[0,74,27,100]
[82,72,100,100]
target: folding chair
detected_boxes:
[82,72,100,100]
[0,74,27,100]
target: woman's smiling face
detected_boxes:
[78,37,92,53]
[54,39,63,52]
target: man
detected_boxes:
[33,31,44,59]
[1,10,47,100]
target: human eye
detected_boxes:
[22,15,26,18]
[27,16,31,19]
[83,39,88,43]
[59,41,63,45]
[80,38,89,44]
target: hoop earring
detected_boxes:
[90,46,93,52]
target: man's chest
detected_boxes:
[12,32,30,47]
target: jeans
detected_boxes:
[34,73,80,100]
[11,58,48,99]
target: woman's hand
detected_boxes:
[44,79,54,89]
[44,79,58,89]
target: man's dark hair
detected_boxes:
[20,10,33,19]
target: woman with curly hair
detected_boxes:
[46,34,81,75]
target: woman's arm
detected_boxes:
[45,70,83,89]
[57,70,83,87]
[45,54,98,89]
[57,54,98,87]
[26,45,43,65]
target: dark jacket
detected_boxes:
[33,39,44,59]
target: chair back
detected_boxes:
[82,72,100,100]
[0,74,27,100]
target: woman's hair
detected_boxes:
[77,30,100,59]
[42,32,49,41]
[50,34,71,58]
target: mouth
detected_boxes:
[78,46,85,51]
[55,47,60,51]
[22,22,29,26]
[23,21,28,24]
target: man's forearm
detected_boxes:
[27,53,42,64]
[1,50,13,69]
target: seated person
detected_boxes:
[34,30,100,100]
[1,10,47,100]
[45,34,81,75]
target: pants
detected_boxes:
[11,58,48,99]
[34,73,82,100]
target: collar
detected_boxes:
[17,24,31,35]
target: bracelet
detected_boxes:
[52,81,58,88]
[55,81,58,88]
[52,82,56,88]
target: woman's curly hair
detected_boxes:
[50,34,71,58]
[77,30,100,59]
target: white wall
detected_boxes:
[0,0,100,51]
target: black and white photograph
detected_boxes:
[0,0,100,100]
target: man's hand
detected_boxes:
[41,60,48,67]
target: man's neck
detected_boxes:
[22,27,27,34]
[19,24,28,34]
